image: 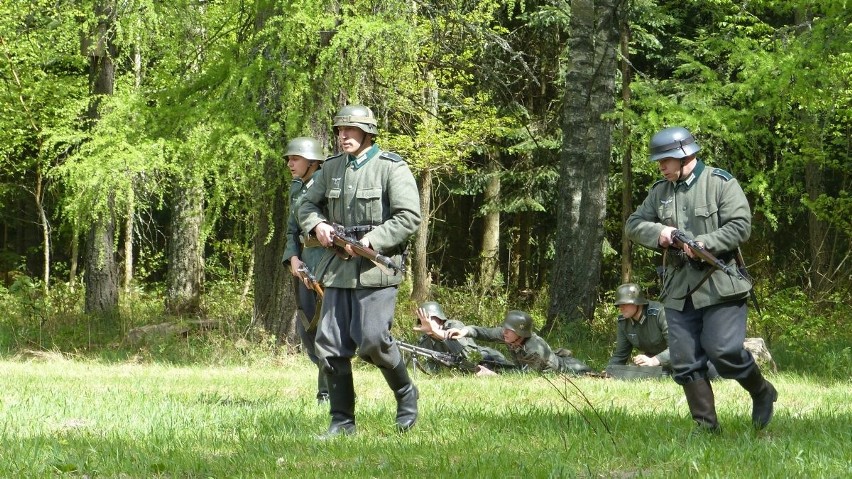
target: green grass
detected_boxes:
[1,355,849,478]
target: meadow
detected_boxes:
[1,354,849,478]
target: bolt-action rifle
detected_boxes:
[295,264,324,298]
[670,229,762,314]
[327,223,403,276]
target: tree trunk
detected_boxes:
[123,186,134,293]
[165,175,204,315]
[85,200,119,314]
[546,0,619,329]
[252,151,294,341]
[411,75,439,303]
[35,173,50,293]
[478,154,501,296]
[83,0,119,315]
[411,167,433,304]
[619,6,633,284]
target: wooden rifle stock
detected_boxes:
[329,223,403,275]
[671,229,737,276]
[296,264,324,298]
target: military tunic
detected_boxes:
[283,174,325,367]
[625,160,757,383]
[608,301,671,370]
[462,326,592,375]
[298,144,421,371]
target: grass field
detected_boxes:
[1,355,849,478]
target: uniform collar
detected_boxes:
[346,144,379,170]
[676,160,705,190]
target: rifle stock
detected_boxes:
[328,223,403,275]
[671,229,737,276]
[296,264,324,298]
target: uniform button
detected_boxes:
[682,206,687,211]
[348,185,353,189]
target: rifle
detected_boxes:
[295,263,324,298]
[327,223,404,275]
[669,230,760,313]
[670,229,737,276]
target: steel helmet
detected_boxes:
[614,283,649,306]
[420,301,447,321]
[333,104,379,136]
[285,137,324,161]
[649,126,701,162]
[502,310,533,338]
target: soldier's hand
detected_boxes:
[446,327,467,339]
[633,354,660,367]
[658,226,676,247]
[313,222,335,248]
[289,257,303,277]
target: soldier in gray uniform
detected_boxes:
[413,301,514,374]
[299,105,421,438]
[625,126,777,433]
[282,137,328,405]
[607,283,671,372]
[448,310,593,375]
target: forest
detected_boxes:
[0,0,849,363]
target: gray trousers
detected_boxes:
[667,297,756,384]
[294,279,320,366]
[315,286,401,374]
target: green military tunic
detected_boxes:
[298,145,421,288]
[283,173,325,270]
[607,300,671,369]
[462,326,591,374]
[625,161,753,311]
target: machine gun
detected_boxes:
[397,341,478,373]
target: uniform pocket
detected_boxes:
[694,204,718,231]
[356,187,383,222]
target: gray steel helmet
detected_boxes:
[502,310,533,338]
[333,104,379,136]
[420,301,447,321]
[285,137,324,162]
[649,126,701,162]
[614,283,649,306]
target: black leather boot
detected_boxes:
[316,369,329,405]
[379,359,419,432]
[683,379,720,434]
[318,372,356,439]
[737,369,778,430]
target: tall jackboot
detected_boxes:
[316,369,329,405]
[379,359,419,432]
[737,368,778,429]
[682,379,720,434]
[318,373,356,439]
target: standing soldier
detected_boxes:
[282,137,328,405]
[625,126,777,433]
[299,105,421,438]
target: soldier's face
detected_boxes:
[287,155,312,179]
[657,157,682,182]
[337,126,370,155]
[619,304,640,320]
[502,328,524,347]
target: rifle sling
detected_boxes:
[671,267,715,301]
